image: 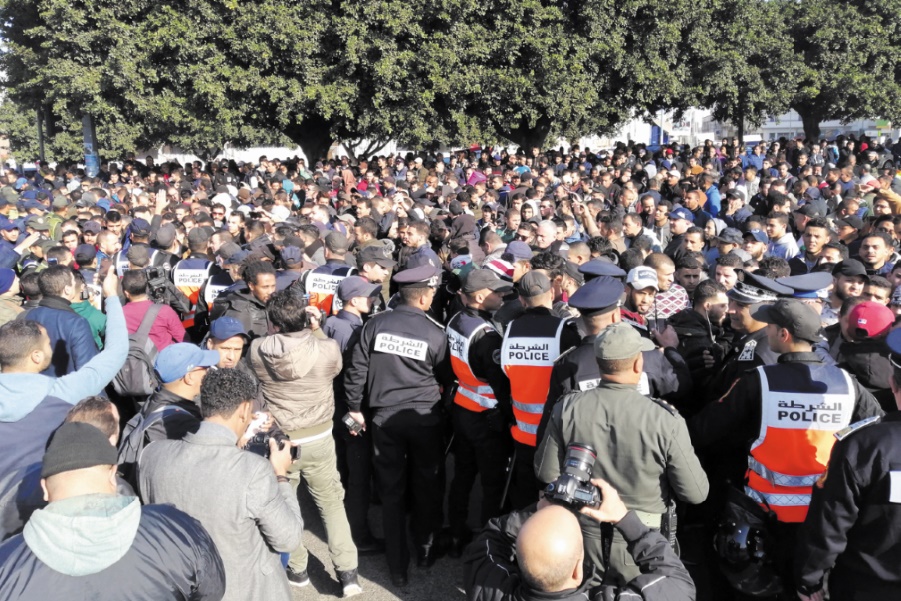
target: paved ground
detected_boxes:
[291,457,473,601]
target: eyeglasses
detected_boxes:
[516,234,531,240]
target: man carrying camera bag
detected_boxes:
[535,323,708,586]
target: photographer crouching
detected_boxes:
[463,476,695,601]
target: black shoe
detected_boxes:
[286,567,310,588]
[448,533,472,559]
[417,546,437,568]
[390,571,408,587]
[354,535,385,556]
[337,568,362,597]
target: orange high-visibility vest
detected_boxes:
[172,259,213,329]
[447,311,498,413]
[501,315,566,446]
[744,363,854,523]
[300,266,357,316]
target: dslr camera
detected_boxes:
[545,443,601,509]
[244,426,299,461]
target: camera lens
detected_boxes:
[562,443,597,482]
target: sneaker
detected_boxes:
[337,568,362,597]
[286,567,310,588]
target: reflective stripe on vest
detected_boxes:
[745,487,811,509]
[447,312,497,413]
[502,317,566,446]
[116,248,158,276]
[746,364,854,522]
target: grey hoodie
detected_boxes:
[24,494,139,576]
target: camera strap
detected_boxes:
[599,522,613,586]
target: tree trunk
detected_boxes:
[282,114,334,164]
[498,115,553,152]
[795,106,822,142]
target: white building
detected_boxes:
[702,110,901,144]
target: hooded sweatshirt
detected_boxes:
[0,493,225,600]
[0,298,128,538]
[248,329,342,439]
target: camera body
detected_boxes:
[143,264,170,299]
[245,427,299,461]
[545,443,601,509]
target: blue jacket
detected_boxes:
[24,296,99,377]
[0,242,18,270]
[0,298,128,538]
[704,185,722,215]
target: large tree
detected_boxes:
[783,0,901,140]
[698,0,798,145]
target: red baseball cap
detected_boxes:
[848,301,894,339]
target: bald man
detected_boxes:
[463,479,695,601]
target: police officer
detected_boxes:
[343,262,454,586]
[501,271,580,510]
[777,271,836,362]
[690,300,882,593]
[293,232,357,316]
[324,276,385,555]
[536,323,709,586]
[172,228,219,340]
[704,271,791,403]
[445,268,514,556]
[794,328,901,601]
[539,276,692,445]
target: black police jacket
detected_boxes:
[344,304,454,425]
[795,412,901,597]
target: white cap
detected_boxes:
[626,266,659,292]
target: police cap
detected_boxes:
[578,259,626,282]
[567,276,624,315]
[727,271,792,305]
[776,271,833,300]
[393,263,440,288]
[752,299,823,343]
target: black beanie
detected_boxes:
[41,423,118,479]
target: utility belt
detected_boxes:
[605,501,678,554]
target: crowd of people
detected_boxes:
[0,134,899,600]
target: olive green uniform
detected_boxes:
[535,381,709,586]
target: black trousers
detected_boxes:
[371,410,444,574]
[509,440,540,510]
[334,419,373,542]
[448,405,512,536]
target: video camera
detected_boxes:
[143,264,171,300]
[545,443,601,509]
[244,426,299,461]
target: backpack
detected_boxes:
[111,304,162,397]
[117,403,189,491]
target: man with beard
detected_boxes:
[789,218,831,275]
[664,207,694,261]
[822,260,868,327]
[742,229,768,264]
[858,232,895,277]
[668,280,730,414]
[674,256,704,298]
[621,267,662,333]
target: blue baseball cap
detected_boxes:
[669,207,695,223]
[505,241,533,262]
[337,275,382,302]
[208,316,248,341]
[154,343,220,383]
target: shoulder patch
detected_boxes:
[554,346,577,363]
[650,397,678,416]
[738,339,758,361]
[492,349,501,365]
[834,416,882,441]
